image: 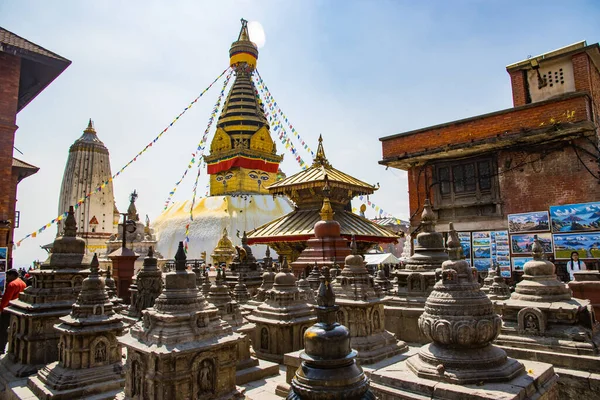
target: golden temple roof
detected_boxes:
[246,208,398,244]
[267,135,377,195]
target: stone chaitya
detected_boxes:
[206,268,278,384]
[104,266,125,313]
[297,273,315,304]
[246,257,316,363]
[374,264,393,294]
[287,267,375,400]
[211,228,237,266]
[119,242,243,400]
[232,273,250,304]
[29,254,126,399]
[243,262,276,313]
[494,236,600,395]
[384,199,448,343]
[306,264,322,290]
[0,206,91,379]
[481,263,511,301]
[226,231,263,296]
[331,236,407,365]
[370,225,558,399]
[123,247,163,323]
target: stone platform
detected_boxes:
[369,358,558,400]
[383,296,429,344]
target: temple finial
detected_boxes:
[147,246,154,259]
[312,134,331,168]
[532,235,544,260]
[350,234,358,255]
[319,175,334,221]
[64,206,77,237]
[446,222,461,261]
[90,253,99,275]
[174,241,187,271]
[85,118,95,133]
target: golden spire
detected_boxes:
[84,118,95,133]
[229,18,258,70]
[319,175,334,221]
[312,134,332,168]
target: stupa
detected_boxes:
[118,242,243,399]
[243,262,276,312]
[384,199,448,343]
[306,264,323,290]
[225,231,262,295]
[56,120,117,255]
[247,136,398,273]
[124,247,163,322]
[104,266,125,313]
[494,236,600,396]
[370,225,558,399]
[297,273,315,304]
[211,228,236,266]
[0,206,91,379]
[481,263,511,301]
[246,257,316,363]
[28,254,126,399]
[232,273,250,304]
[374,264,393,294]
[287,267,375,400]
[331,236,407,365]
[153,19,293,261]
[206,268,279,384]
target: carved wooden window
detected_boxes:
[434,156,500,220]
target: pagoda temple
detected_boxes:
[247,135,398,275]
[153,19,292,260]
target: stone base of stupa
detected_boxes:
[27,361,124,400]
[352,331,408,365]
[236,358,280,385]
[383,296,430,344]
[370,356,558,400]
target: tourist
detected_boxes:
[566,251,586,281]
[0,269,27,353]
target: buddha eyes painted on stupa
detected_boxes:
[248,171,269,181]
[215,171,234,182]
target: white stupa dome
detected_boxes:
[154,194,293,260]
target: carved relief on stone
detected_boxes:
[517,307,546,335]
[91,337,108,366]
[71,275,83,287]
[373,309,381,331]
[130,358,144,399]
[336,309,346,325]
[260,327,269,351]
[407,272,426,293]
[192,356,216,396]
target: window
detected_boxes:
[434,157,500,219]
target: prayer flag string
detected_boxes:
[184,69,234,252]
[253,74,308,170]
[353,195,407,226]
[14,67,231,250]
[254,70,315,159]
[163,68,234,211]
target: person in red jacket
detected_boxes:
[0,269,27,354]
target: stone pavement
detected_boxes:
[242,365,288,399]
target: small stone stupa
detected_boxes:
[118,242,243,400]
[226,231,262,296]
[211,228,237,266]
[124,247,162,322]
[287,267,375,400]
[374,264,393,294]
[331,236,407,365]
[384,199,448,343]
[104,266,125,313]
[290,176,352,277]
[29,254,126,399]
[246,257,316,363]
[495,235,600,373]
[481,263,511,301]
[243,262,276,313]
[370,225,558,399]
[0,206,91,379]
[297,273,315,304]
[232,273,250,304]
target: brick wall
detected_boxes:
[510,70,528,107]
[382,94,591,161]
[0,53,21,262]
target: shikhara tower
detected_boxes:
[57,120,117,254]
[204,19,283,195]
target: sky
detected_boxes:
[1,0,599,267]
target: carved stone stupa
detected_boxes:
[370,225,558,399]
[1,206,91,379]
[331,236,407,365]
[384,199,448,343]
[287,268,375,400]
[29,254,126,399]
[226,231,263,296]
[119,242,243,400]
[246,257,316,363]
[124,247,163,322]
[495,236,600,373]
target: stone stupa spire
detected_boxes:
[288,267,375,399]
[406,223,524,383]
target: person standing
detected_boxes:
[566,251,586,281]
[0,269,27,354]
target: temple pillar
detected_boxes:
[109,247,138,304]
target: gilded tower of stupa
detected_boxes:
[57,120,117,254]
[153,19,292,260]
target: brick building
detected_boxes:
[379,41,600,266]
[0,28,70,268]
